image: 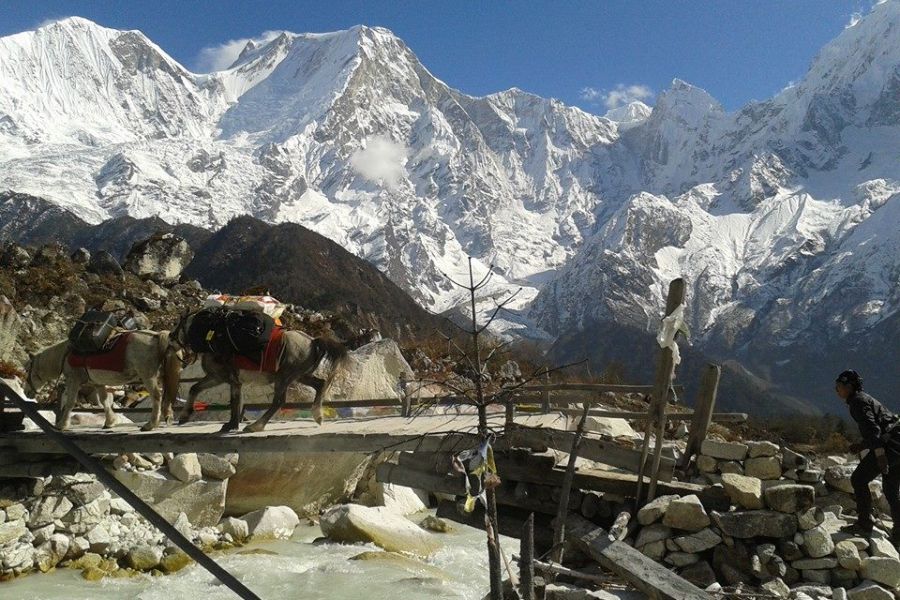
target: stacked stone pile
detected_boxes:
[0,451,301,581]
[625,439,899,599]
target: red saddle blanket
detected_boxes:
[67,333,132,372]
[232,327,285,373]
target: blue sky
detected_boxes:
[0,1,878,113]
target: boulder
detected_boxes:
[58,497,109,535]
[225,452,371,516]
[718,461,743,475]
[29,495,73,527]
[679,560,717,587]
[197,454,236,480]
[781,447,808,470]
[124,233,194,283]
[722,473,764,509]
[848,582,894,600]
[803,525,835,558]
[637,494,678,525]
[219,516,249,541]
[697,455,718,473]
[860,557,900,588]
[375,482,428,516]
[113,469,226,527]
[126,545,163,571]
[836,540,863,570]
[674,527,722,553]
[419,515,452,533]
[0,520,26,545]
[666,552,700,567]
[322,339,415,404]
[760,578,790,598]
[797,507,825,530]
[0,243,30,269]
[577,416,636,439]
[792,557,838,570]
[662,495,710,531]
[639,540,666,561]
[712,510,797,539]
[868,535,900,560]
[825,466,856,494]
[744,456,782,480]
[241,506,300,540]
[87,250,124,280]
[635,523,672,548]
[169,453,203,483]
[319,504,440,556]
[85,523,112,554]
[701,440,748,461]
[53,474,106,506]
[747,441,779,458]
[764,484,815,514]
[160,552,193,574]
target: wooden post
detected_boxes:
[681,363,721,469]
[519,513,536,600]
[505,399,516,427]
[551,402,590,565]
[541,372,551,414]
[639,278,685,504]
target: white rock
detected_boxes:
[196,454,237,480]
[29,495,73,527]
[860,556,900,588]
[114,469,226,527]
[637,495,678,525]
[803,525,835,558]
[169,453,203,483]
[0,520,26,545]
[847,582,894,600]
[662,495,710,532]
[320,504,440,556]
[241,506,300,540]
[747,441,779,458]
[744,456,782,480]
[218,517,249,541]
[700,440,748,461]
[722,473,764,509]
[375,482,428,516]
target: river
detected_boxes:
[2,513,507,600]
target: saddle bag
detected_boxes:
[69,310,117,354]
[185,307,274,361]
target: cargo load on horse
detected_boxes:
[68,309,138,355]
[183,306,275,363]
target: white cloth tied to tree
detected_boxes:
[656,304,689,366]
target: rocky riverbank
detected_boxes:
[623,438,900,599]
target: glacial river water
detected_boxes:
[1,513,507,600]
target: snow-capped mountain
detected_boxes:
[1,3,898,410]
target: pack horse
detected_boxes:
[173,307,349,433]
[25,311,181,431]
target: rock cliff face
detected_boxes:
[1,5,899,411]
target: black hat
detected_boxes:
[836,370,863,389]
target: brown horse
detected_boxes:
[172,314,349,433]
[24,331,181,431]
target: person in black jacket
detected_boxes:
[835,370,900,543]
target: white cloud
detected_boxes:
[195,31,282,73]
[580,83,654,110]
[350,135,409,190]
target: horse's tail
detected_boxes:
[313,337,348,369]
[158,331,182,420]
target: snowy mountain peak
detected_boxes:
[604,101,652,128]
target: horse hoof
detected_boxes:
[140,424,155,432]
[243,423,264,433]
[103,424,114,430]
[219,423,237,433]
[177,415,191,426]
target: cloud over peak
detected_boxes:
[580,83,654,110]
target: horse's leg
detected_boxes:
[245,376,287,433]
[220,376,243,433]
[141,377,163,432]
[56,380,80,431]
[307,376,327,426]
[99,387,115,430]
[178,375,217,425]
